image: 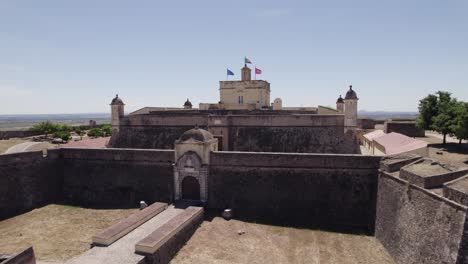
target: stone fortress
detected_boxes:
[110,63,360,153]
[1,64,468,264]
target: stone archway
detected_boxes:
[181,176,200,200]
[174,151,208,202]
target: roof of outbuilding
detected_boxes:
[179,127,214,142]
[373,132,427,155]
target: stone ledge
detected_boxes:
[443,175,468,206]
[92,202,168,246]
[3,247,35,264]
[135,206,203,255]
[380,153,422,172]
[400,158,468,189]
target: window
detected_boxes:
[238,96,244,104]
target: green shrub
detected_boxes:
[30,121,60,137]
[88,128,104,137]
[101,124,112,136]
[53,131,71,142]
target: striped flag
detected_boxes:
[245,57,252,64]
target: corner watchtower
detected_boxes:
[344,85,358,128]
[110,94,125,134]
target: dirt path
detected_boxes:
[171,217,394,264]
[0,204,137,262]
[0,139,28,154]
[4,142,43,154]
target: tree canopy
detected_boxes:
[416,91,467,144]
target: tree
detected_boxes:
[416,94,438,130]
[431,91,458,144]
[101,124,112,136]
[451,101,468,144]
[30,121,60,138]
[416,91,459,144]
[75,128,84,140]
[53,131,71,142]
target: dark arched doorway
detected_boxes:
[182,176,200,200]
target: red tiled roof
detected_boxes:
[373,132,427,155]
[363,130,385,141]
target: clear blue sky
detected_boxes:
[1,0,467,114]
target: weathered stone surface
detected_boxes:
[92,202,168,246]
[376,172,467,264]
[61,148,175,208]
[3,247,35,264]
[400,158,468,188]
[0,150,63,220]
[111,113,359,154]
[384,120,425,137]
[443,175,468,207]
[135,207,203,264]
[208,152,381,231]
[380,153,422,173]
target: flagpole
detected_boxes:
[254,65,256,80]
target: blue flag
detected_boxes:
[227,69,234,76]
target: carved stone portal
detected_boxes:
[174,152,208,202]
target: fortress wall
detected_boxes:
[375,172,468,264]
[0,150,63,220]
[61,148,175,208]
[384,121,425,137]
[113,114,359,154]
[207,151,381,231]
[228,126,358,153]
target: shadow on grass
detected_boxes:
[429,143,468,155]
[202,209,373,236]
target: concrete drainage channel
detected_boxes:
[64,202,204,264]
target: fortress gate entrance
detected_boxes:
[174,151,208,202]
[181,176,200,200]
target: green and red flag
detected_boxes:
[244,57,252,64]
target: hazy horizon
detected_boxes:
[1,0,467,114]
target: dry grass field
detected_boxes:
[0,204,137,262]
[171,216,394,264]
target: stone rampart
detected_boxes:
[61,148,175,208]
[207,151,380,231]
[0,130,42,140]
[384,120,425,137]
[113,114,359,154]
[376,171,468,264]
[0,150,63,220]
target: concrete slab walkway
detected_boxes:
[65,206,184,264]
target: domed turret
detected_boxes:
[183,98,193,109]
[110,94,125,139]
[179,127,214,142]
[336,95,344,104]
[110,94,125,105]
[345,85,358,100]
[336,95,344,112]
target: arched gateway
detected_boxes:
[182,176,200,200]
[173,128,218,202]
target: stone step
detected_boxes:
[65,205,184,264]
[92,202,168,246]
[135,206,204,264]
